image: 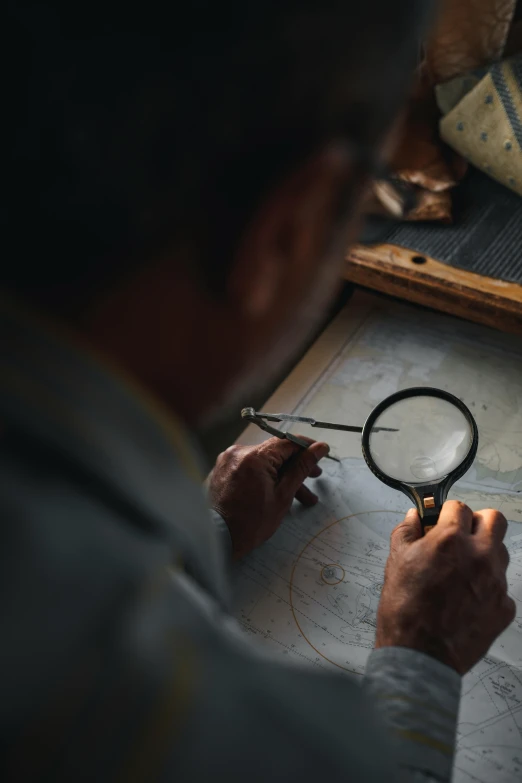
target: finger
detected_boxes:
[260,433,315,448]
[215,443,244,466]
[309,465,323,479]
[390,508,422,549]
[496,569,508,594]
[499,543,510,572]
[295,484,318,507]
[501,595,517,627]
[278,442,329,500]
[259,437,301,462]
[290,434,315,446]
[259,434,319,467]
[472,509,508,545]
[437,500,473,534]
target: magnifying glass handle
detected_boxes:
[407,482,450,535]
[419,507,440,534]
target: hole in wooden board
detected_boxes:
[411,255,427,265]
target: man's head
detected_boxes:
[3,1,433,423]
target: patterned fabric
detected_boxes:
[438,53,522,195]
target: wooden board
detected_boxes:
[344,243,522,336]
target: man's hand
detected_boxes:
[208,437,329,560]
[376,501,516,675]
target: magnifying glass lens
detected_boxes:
[368,395,474,484]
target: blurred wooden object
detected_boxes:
[344,243,522,336]
[373,0,518,223]
[424,0,516,83]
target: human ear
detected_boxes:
[227,143,356,322]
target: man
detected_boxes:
[1,2,515,782]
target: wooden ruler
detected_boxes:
[345,243,522,336]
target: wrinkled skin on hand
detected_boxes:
[208,436,329,560]
[376,501,516,675]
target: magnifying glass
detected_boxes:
[362,387,478,534]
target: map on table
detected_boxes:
[233,292,522,783]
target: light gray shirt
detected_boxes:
[0,294,460,781]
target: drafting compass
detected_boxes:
[242,386,478,534]
[241,408,397,463]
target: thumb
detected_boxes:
[278,442,329,498]
[391,508,422,548]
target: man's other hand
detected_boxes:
[208,437,329,560]
[376,501,516,675]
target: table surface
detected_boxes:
[235,290,522,782]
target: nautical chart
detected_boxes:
[233,292,522,783]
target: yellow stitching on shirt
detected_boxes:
[394,729,453,757]
[117,637,197,783]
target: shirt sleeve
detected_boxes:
[0,445,451,783]
[363,646,461,782]
[5,559,402,783]
[209,508,233,559]
[1,450,401,783]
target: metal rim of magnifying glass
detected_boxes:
[361,387,479,503]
